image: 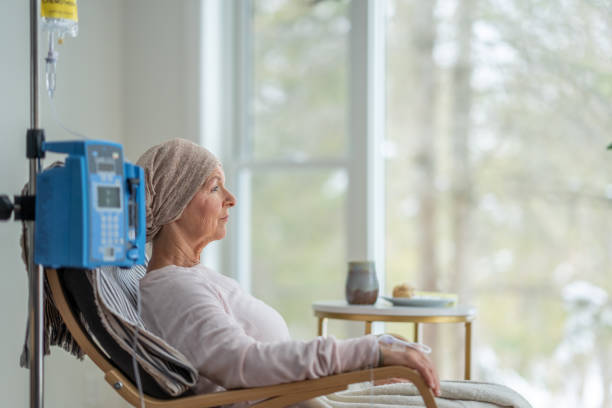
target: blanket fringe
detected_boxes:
[19,165,85,368]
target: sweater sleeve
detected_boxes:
[143,275,379,389]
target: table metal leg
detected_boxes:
[318,318,328,337]
[414,323,420,343]
[364,321,372,335]
[465,321,472,380]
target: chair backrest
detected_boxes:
[56,268,183,399]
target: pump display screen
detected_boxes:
[97,186,121,208]
[97,162,115,172]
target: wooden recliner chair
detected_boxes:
[46,268,438,408]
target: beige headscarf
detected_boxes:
[136,138,221,242]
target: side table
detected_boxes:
[312,300,477,380]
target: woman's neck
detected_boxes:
[147,226,207,272]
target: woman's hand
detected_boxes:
[372,377,411,386]
[378,340,441,396]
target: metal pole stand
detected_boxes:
[28,1,44,407]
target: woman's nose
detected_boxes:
[225,190,236,207]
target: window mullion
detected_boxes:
[238,0,254,160]
[347,0,386,302]
[233,0,254,290]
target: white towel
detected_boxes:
[305,380,532,408]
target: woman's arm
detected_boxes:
[143,277,378,389]
[179,299,379,388]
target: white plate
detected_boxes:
[381,296,453,308]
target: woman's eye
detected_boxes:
[211,186,220,192]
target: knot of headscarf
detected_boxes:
[136,138,221,242]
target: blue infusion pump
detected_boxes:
[34,140,146,269]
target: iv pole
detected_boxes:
[28,0,44,407]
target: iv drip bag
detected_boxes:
[41,0,78,98]
[41,0,78,38]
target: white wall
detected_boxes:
[0,1,31,406]
[122,0,203,161]
[0,1,202,407]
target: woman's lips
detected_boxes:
[220,216,229,222]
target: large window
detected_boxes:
[252,0,349,160]
[385,1,612,407]
[219,0,611,407]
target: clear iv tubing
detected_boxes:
[378,334,432,354]
[131,287,145,408]
[44,31,89,140]
[48,95,89,140]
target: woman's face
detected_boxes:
[174,166,236,247]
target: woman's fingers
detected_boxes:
[418,362,435,391]
[373,377,411,386]
[414,353,440,396]
[424,359,441,396]
[428,368,440,396]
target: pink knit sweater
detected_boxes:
[139,264,379,397]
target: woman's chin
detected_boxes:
[215,228,227,241]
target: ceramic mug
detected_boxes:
[345,261,379,305]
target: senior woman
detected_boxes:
[136,138,440,402]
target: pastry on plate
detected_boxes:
[392,283,415,298]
